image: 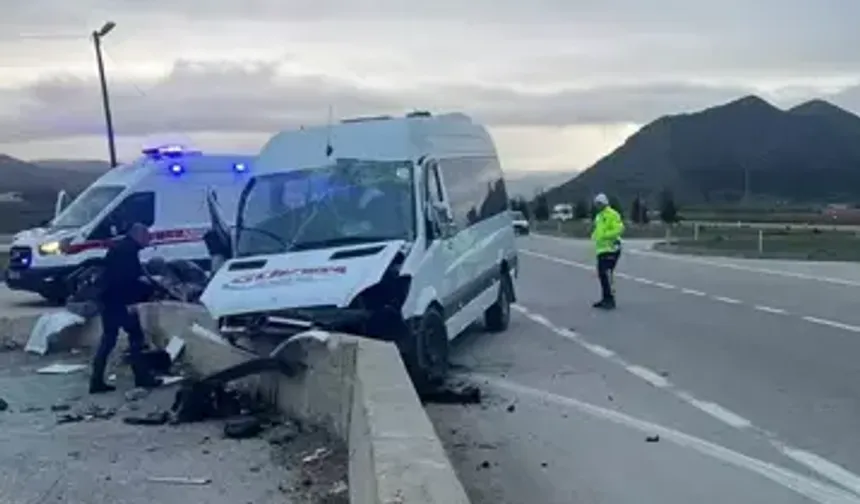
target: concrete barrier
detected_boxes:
[2,302,471,504]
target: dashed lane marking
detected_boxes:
[713,296,742,304]
[511,304,860,500]
[802,316,860,333]
[521,249,860,335]
[755,305,788,315]
[472,374,860,504]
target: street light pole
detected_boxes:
[92,21,117,168]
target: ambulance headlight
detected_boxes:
[169,163,184,175]
[232,163,247,173]
[38,241,61,255]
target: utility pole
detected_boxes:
[92,21,117,168]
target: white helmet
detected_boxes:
[594,193,609,206]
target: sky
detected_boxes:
[1,1,860,175]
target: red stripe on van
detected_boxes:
[63,227,208,255]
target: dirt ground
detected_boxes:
[0,346,348,504]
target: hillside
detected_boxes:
[34,159,112,174]
[0,156,107,233]
[0,155,104,196]
[544,96,860,206]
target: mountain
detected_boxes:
[0,155,104,196]
[33,159,111,174]
[505,170,573,199]
[543,96,860,206]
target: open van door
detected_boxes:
[203,188,232,272]
[53,190,70,219]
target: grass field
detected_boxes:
[533,219,860,261]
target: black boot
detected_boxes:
[592,298,616,310]
[90,357,116,394]
[89,379,116,394]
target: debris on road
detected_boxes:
[420,381,482,405]
[302,447,332,465]
[646,435,660,443]
[50,403,71,412]
[25,311,86,355]
[123,411,169,426]
[0,397,8,412]
[165,336,185,361]
[146,476,212,485]
[224,416,264,439]
[506,403,516,413]
[125,388,150,402]
[37,363,87,374]
[0,337,21,352]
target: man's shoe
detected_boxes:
[592,299,617,310]
[89,381,117,394]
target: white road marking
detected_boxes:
[625,365,670,388]
[779,447,860,498]
[714,296,742,304]
[473,374,860,504]
[628,248,860,288]
[514,305,860,499]
[802,316,860,333]
[677,392,752,429]
[521,249,591,270]
[755,305,788,315]
[581,342,616,359]
[511,303,529,315]
[681,288,707,296]
[522,248,860,335]
[527,313,554,328]
[632,277,656,285]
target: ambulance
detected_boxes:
[200,112,518,390]
[4,145,254,303]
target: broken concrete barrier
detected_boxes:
[135,301,471,504]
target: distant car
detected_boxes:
[511,210,530,235]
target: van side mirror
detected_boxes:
[428,202,457,239]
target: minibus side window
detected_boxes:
[89,191,156,240]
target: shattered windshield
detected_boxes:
[52,184,124,228]
[235,158,415,257]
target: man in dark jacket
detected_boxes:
[90,223,163,394]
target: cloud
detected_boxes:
[2,0,860,171]
[0,57,759,143]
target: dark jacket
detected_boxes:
[99,236,153,307]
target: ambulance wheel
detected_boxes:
[404,306,449,393]
[484,272,512,332]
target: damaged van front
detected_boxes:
[200,157,417,345]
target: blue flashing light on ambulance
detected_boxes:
[4,144,254,303]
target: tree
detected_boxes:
[510,197,531,220]
[573,199,590,220]
[659,190,679,223]
[631,196,643,224]
[533,192,550,221]
[641,202,650,223]
[608,195,624,218]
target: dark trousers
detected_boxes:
[597,251,621,302]
[92,304,147,383]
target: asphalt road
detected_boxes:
[427,234,860,504]
[5,234,860,503]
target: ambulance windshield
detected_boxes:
[235,158,415,257]
[52,184,124,228]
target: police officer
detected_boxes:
[90,223,163,394]
[591,193,625,310]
